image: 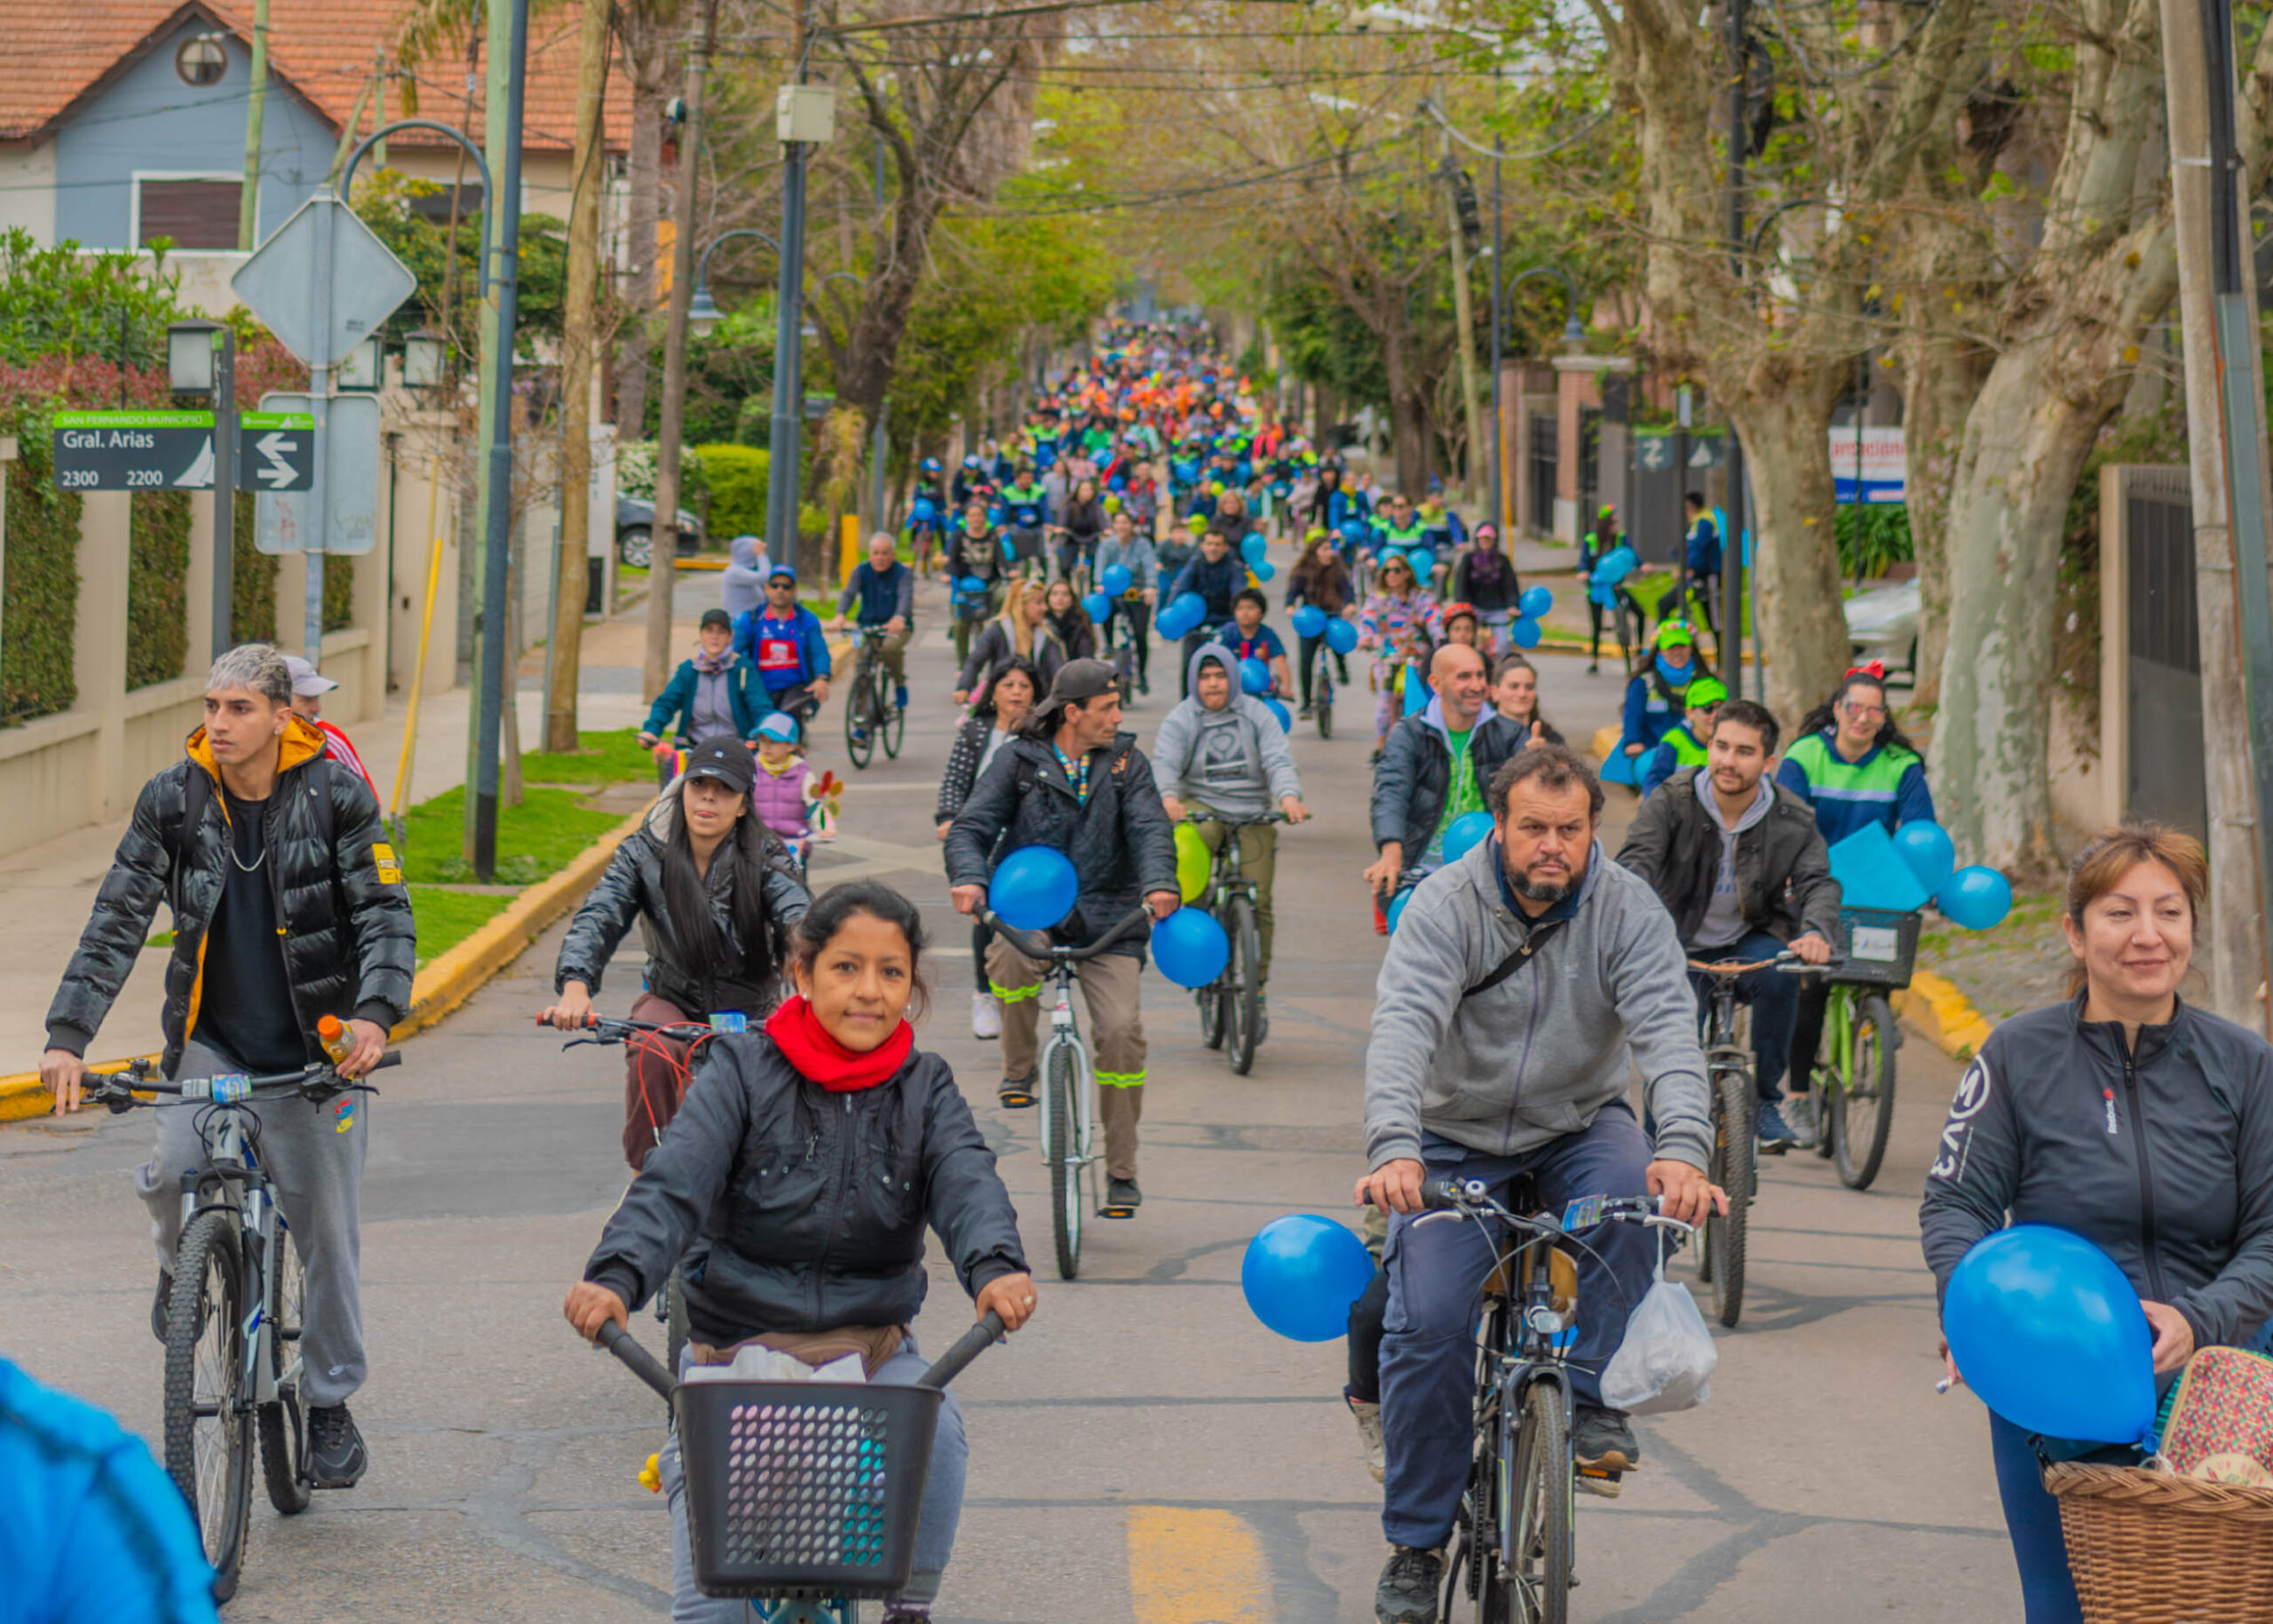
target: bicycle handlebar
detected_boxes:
[978,904,1152,964]
[87,1051,400,1108]
[592,1308,1008,1403]
[1686,950,1847,977]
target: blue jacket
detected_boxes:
[1620,661,1702,754]
[1685,516,1723,576]
[733,605,834,693]
[644,656,767,741]
[838,560,915,626]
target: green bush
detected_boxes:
[2,452,79,723]
[615,440,710,511]
[127,490,190,689]
[232,491,277,645]
[323,554,353,634]
[694,443,770,542]
[1834,503,1913,580]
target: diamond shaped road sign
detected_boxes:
[230,194,417,370]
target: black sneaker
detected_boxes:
[151,1271,171,1343]
[1572,1405,1638,1500]
[306,1404,368,1489]
[1105,1177,1142,1214]
[1374,1545,1442,1624]
[998,1072,1037,1109]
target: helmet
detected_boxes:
[963,454,981,469]
[921,456,942,474]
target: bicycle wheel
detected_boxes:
[1227,894,1263,1075]
[1506,1382,1572,1624]
[1313,648,1335,739]
[1705,1063,1753,1328]
[257,1221,311,1516]
[1043,1042,1082,1279]
[881,669,906,759]
[1829,994,1899,1191]
[167,1209,255,1599]
[844,665,875,768]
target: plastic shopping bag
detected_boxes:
[1600,1241,1716,1415]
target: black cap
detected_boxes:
[680,733,756,795]
[699,607,733,630]
[1031,657,1120,725]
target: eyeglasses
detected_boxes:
[1841,701,1888,719]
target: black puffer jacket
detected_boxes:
[555,781,811,1017]
[942,729,1178,959]
[1614,769,1841,947]
[582,1036,1027,1341]
[44,719,416,1075]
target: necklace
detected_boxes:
[227,812,265,874]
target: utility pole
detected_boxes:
[1489,131,1505,538]
[764,0,822,581]
[866,136,890,530]
[644,0,718,701]
[1722,0,1750,699]
[1440,148,1486,507]
[235,0,271,250]
[550,0,611,752]
[2161,0,2273,1030]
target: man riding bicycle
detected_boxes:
[1614,700,1839,1153]
[1357,745,1720,1624]
[40,643,414,1492]
[1361,644,1525,910]
[1153,643,1310,1031]
[1165,527,1246,695]
[944,660,1179,1213]
[733,564,832,738]
[828,530,915,717]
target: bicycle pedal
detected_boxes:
[1099,1204,1137,1220]
[1573,1466,1623,1500]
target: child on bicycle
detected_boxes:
[748,713,818,854]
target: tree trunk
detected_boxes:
[548,0,611,753]
[1726,392,1851,720]
[613,11,677,437]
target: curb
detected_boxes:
[1890,969,1997,1062]
[0,809,648,1127]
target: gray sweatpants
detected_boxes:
[134,1034,369,1408]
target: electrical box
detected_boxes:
[777,84,836,145]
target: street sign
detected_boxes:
[254,393,382,554]
[51,410,214,489]
[236,410,315,491]
[230,194,418,369]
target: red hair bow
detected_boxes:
[1845,660,1886,680]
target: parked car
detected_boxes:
[615,495,705,568]
[1842,579,1921,681]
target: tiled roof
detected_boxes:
[0,0,631,154]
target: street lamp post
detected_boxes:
[1508,265,1587,350]
[688,228,780,340]
[168,318,236,660]
[765,81,837,580]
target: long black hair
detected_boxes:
[1794,670,1924,759]
[790,880,931,1023]
[660,780,797,983]
[976,655,1040,722]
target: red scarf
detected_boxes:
[764,995,914,1093]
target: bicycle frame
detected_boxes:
[1035,959,1100,1192]
[176,1105,291,1410]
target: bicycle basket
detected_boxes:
[1830,906,1921,990]
[677,1377,943,1600]
[2045,1461,2273,1622]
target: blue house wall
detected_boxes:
[53,18,334,249]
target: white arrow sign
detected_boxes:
[254,432,299,488]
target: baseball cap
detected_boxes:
[281,655,337,697]
[699,607,733,630]
[1684,676,1729,709]
[755,713,800,744]
[680,734,756,794]
[766,563,797,584]
[1031,657,1120,725]
[1655,621,1695,649]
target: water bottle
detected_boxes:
[317,1014,353,1068]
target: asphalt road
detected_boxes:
[0,569,2023,1621]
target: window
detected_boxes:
[138,178,239,250]
[175,36,226,87]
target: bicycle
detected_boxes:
[1402,1177,1696,1624]
[83,1049,402,1601]
[842,626,905,770]
[1308,635,1338,739]
[1686,951,1835,1327]
[1806,907,1917,1191]
[978,904,1152,1279]
[1185,811,1286,1075]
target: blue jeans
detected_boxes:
[1378,1104,1658,1550]
[660,1338,968,1620]
[1689,930,1801,1103]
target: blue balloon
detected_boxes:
[959,575,986,595]
[1291,604,1327,639]
[1893,820,1958,897]
[1325,617,1359,655]
[1240,657,1272,695]
[1171,591,1207,630]
[1263,697,1293,732]
[1940,865,2014,931]
[1520,584,1554,620]
[988,845,1079,932]
[1251,557,1276,582]
[1405,548,1436,578]
[1152,907,1230,987]
[1944,1224,2156,1445]
[1386,890,1412,934]
[1443,810,1494,863]
[1508,616,1542,650]
[1100,564,1133,597]
[911,497,936,523]
[1242,1215,1376,1343]
[1083,591,1113,624]
[1240,534,1269,564]
[1157,601,1196,641]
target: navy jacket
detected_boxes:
[643,657,768,741]
[1169,551,1247,625]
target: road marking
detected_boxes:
[1127,1505,1276,1624]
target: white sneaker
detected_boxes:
[971,992,1002,1040]
[1784,1092,1818,1149]
[1348,1394,1386,1484]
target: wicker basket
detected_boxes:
[2044,1461,2273,1622]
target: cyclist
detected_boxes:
[946,500,1010,666]
[1637,673,1728,798]
[1152,641,1311,1028]
[1450,522,1519,656]
[732,565,832,738]
[1682,492,1723,642]
[547,736,812,1168]
[828,530,915,719]
[909,456,947,575]
[1055,475,1107,585]
[1287,530,1355,718]
[1775,662,1936,1143]
[40,642,414,1491]
[1370,490,1426,557]
[956,580,1064,707]
[943,659,1180,1208]
[1166,527,1247,693]
[1221,587,1292,700]
[1361,643,1525,911]
[565,882,1037,1624]
[1357,552,1442,753]
[638,608,767,775]
[999,463,1050,576]
[1358,744,1721,1623]
[1095,509,1159,694]
[938,659,1041,1042]
[1615,700,1838,1153]
[1489,654,1564,747]
[1043,579,1099,663]
[281,654,376,796]
[1609,620,1709,788]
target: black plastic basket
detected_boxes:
[1831,906,1921,990]
[676,1377,942,1601]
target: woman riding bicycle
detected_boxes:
[565,882,1037,1624]
[1774,663,1935,1144]
[1357,551,1442,752]
[1055,476,1106,585]
[638,609,766,782]
[936,659,1040,1043]
[1489,654,1564,746]
[1043,579,1098,663]
[1287,529,1354,718]
[545,736,812,1170]
[955,581,1063,708]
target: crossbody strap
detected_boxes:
[1465,916,1568,998]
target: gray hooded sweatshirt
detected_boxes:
[1149,642,1303,820]
[1365,836,1713,1173]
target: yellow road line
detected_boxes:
[1127,1506,1277,1624]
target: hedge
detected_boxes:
[232,490,277,645]
[127,490,190,689]
[2,448,80,723]
[323,554,354,634]
[694,443,770,542]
